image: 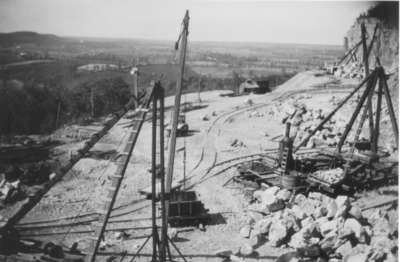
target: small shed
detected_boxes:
[239,79,270,94]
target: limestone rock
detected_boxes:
[335,195,350,218]
[319,219,338,236]
[370,235,396,252]
[268,220,287,246]
[335,240,352,257]
[345,253,368,262]
[348,206,363,220]
[288,231,307,249]
[249,231,262,247]
[326,200,338,218]
[276,189,292,201]
[253,218,272,235]
[240,225,251,238]
[313,206,328,218]
[215,249,233,257]
[230,255,245,262]
[294,193,307,205]
[343,218,363,239]
[301,217,315,229]
[291,205,307,220]
[373,217,391,237]
[239,243,254,256]
[308,192,323,201]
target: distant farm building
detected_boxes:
[77,63,119,73]
[239,79,270,94]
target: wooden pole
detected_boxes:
[197,77,202,102]
[366,23,379,59]
[379,68,399,146]
[373,74,384,152]
[349,73,378,154]
[337,40,363,65]
[336,72,376,152]
[361,23,375,146]
[166,10,189,194]
[151,88,158,261]
[133,70,138,108]
[159,86,167,262]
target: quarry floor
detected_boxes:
[5,70,398,261]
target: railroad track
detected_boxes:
[184,83,355,190]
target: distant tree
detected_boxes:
[232,71,240,95]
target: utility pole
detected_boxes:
[55,99,61,129]
[166,10,189,194]
[90,86,95,118]
[197,77,202,103]
[361,22,375,149]
[130,67,139,108]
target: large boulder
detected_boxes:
[373,217,391,237]
[319,218,339,237]
[348,206,363,220]
[326,200,338,218]
[288,231,308,249]
[343,218,363,239]
[276,189,292,201]
[253,218,272,235]
[291,205,307,220]
[268,220,287,247]
[335,240,353,257]
[345,253,369,262]
[335,195,350,218]
[240,225,251,238]
[255,186,280,207]
[239,243,254,256]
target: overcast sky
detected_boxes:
[0,0,374,45]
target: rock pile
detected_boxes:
[237,185,398,261]
[311,168,345,185]
[334,61,365,80]
[0,163,54,207]
[267,98,350,148]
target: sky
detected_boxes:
[0,0,374,45]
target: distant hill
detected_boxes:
[0,31,63,47]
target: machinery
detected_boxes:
[166,114,189,137]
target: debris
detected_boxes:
[311,168,344,185]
